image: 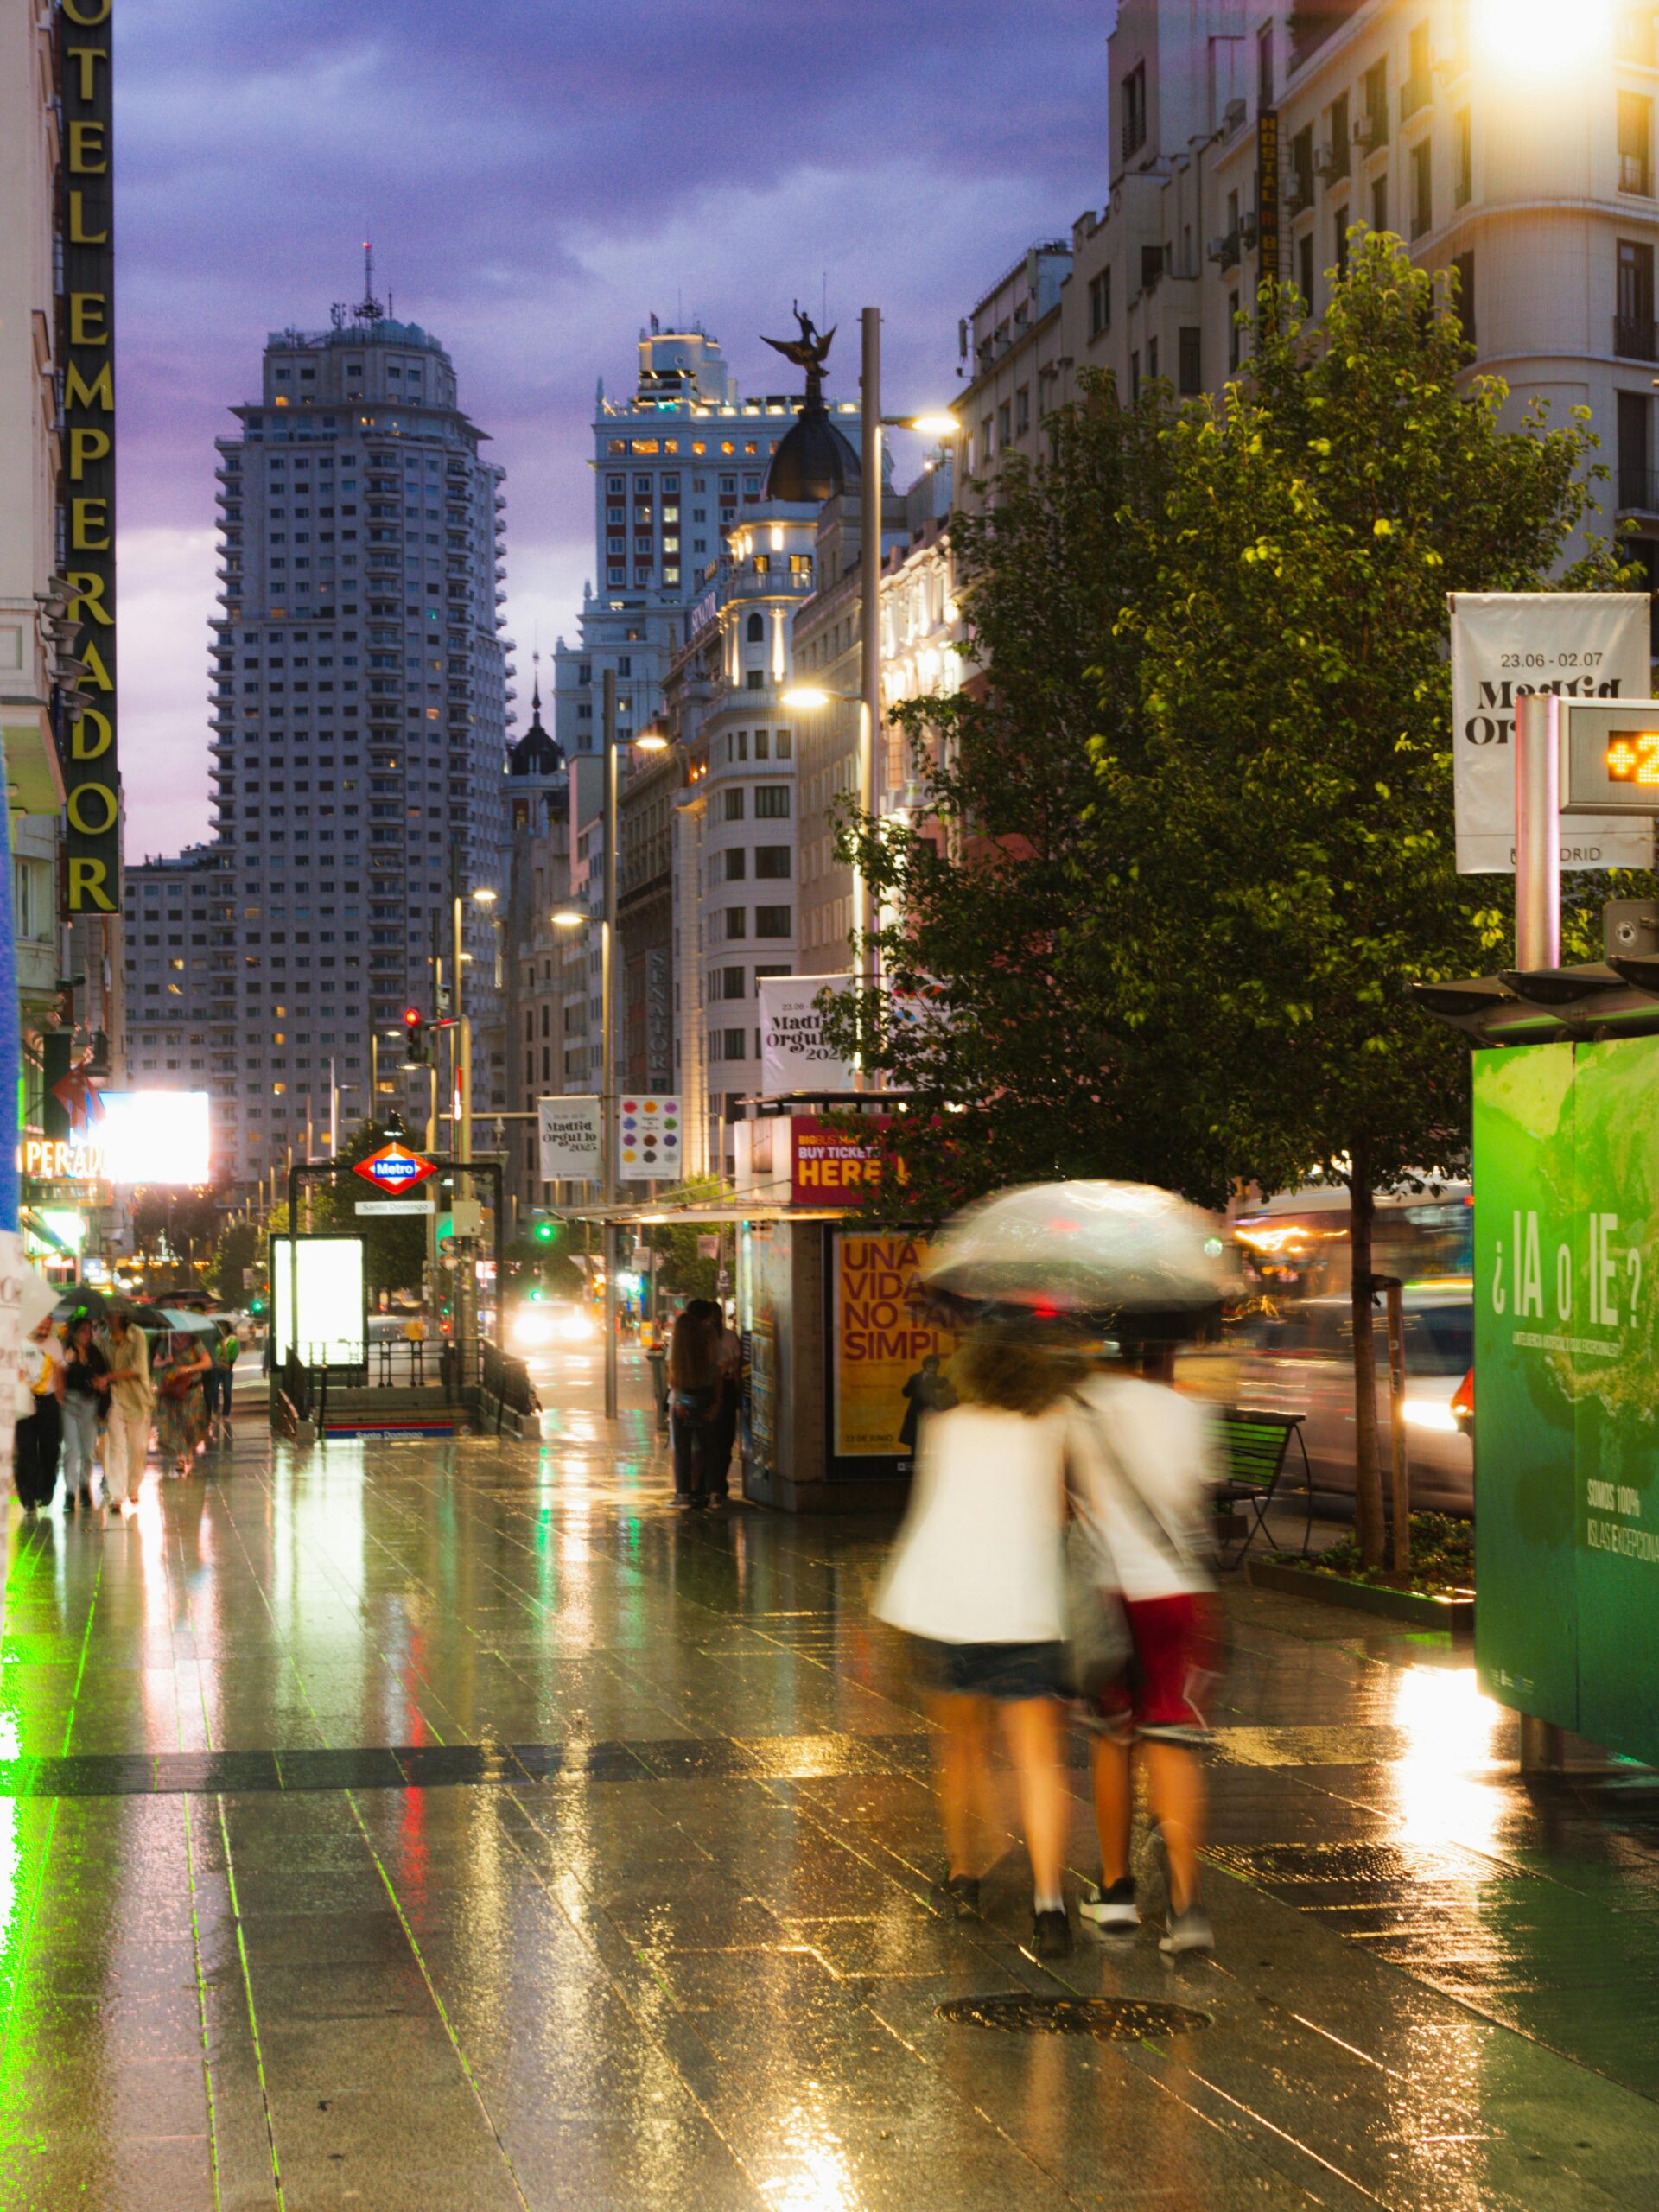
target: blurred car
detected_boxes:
[1187,1287,1474,1515]
[509,1300,595,1354]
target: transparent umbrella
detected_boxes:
[919,1180,1240,1314]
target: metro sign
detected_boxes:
[353,1142,437,1196]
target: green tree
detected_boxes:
[821,374,1198,1220]
[214,1220,258,1307]
[1101,233,1633,1566]
[643,1173,728,1301]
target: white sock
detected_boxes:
[1034,1892,1063,1914]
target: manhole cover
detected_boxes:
[937,1996,1211,2039]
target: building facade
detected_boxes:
[1058,0,1659,599]
[125,285,512,1190]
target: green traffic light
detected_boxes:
[533,1220,556,1243]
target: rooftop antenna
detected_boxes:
[356,238,384,323]
[531,643,542,717]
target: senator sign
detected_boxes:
[59,0,120,914]
[353,1143,436,1197]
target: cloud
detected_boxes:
[114,0,1111,848]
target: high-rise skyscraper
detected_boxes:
[550,320,861,757]
[124,274,512,1187]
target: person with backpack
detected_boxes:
[1070,1341,1221,1957]
[667,1300,721,1510]
[206,1321,240,1442]
[873,1319,1080,1961]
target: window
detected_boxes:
[997,399,1012,446]
[1402,20,1431,120]
[1619,92,1653,197]
[724,849,747,880]
[745,670,764,690]
[1129,350,1141,402]
[715,966,745,1001]
[754,786,791,819]
[724,908,747,940]
[1289,126,1313,209]
[721,1028,747,1060]
[1410,138,1432,239]
[1297,232,1314,308]
[1121,61,1147,158]
[746,612,764,641]
[1326,92,1351,182]
[1228,294,1242,374]
[1088,269,1111,338]
[755,846,791,879]
[1370,175,1388,237]
[1619,389,1653,511]
[1453,107,1472,207]
[1362,58,1389,150]
[980,414,993,461]
[1333,203,1351,281]
[754,906,791,938]
[1015,385,1031,436]
[1451,249,1476,353]
[724,789,746,821]
[1618,239,1656,359]
[1178,327,1202,396]
[1140,243,1164,292]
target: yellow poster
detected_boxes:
[832,1233,958,1462]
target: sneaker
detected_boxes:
[1079,1878,1140,1931]
[704,1494,728,1514]
[1031,1907,1072,1961]
[671,1496,696,1511]
[940,1873,981,1919]
[64,1491,77,1515]
[79,1490,92,1511]
[1159,1905,1214,1957]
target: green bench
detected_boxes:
[1215,1408,1313,1562]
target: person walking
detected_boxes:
[666,1300,721,1511]
[155,1332,212,1478]
[701,1304,741,1511]
[60,1315,111,1514]
[1071,1342,1221,1957]
[873,1320,1081,1961]
[15,1296,66,1516]
[206,1320,240,1443]
[104,1309,154,1518]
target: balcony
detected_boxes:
[1621,152,1653,198]
[1615,315,1658,362]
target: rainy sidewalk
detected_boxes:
[0,1384,1655,2209]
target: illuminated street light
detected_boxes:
[551,906,588,929]
[633,725,670,753]
[471,886,498,905]
[780,684,843,712]
[898,413,959,438]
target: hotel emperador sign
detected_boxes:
[59,0,118,913]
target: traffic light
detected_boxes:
[402,1007,428,1068]
[532,1216,558,1245]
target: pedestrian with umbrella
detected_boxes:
[104,1305,155,1517]
[60,1312,111,1514]
[155,1329,213,1478]
[918,1179,1234,1959]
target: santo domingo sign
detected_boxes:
[353,1143,436,1197]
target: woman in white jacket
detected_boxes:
[874,1324,1080,1961]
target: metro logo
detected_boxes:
[353,1144,436,1195]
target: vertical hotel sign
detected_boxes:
[58,0,118,913]
[1255,105,1281,315]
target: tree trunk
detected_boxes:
[1350,1150,1386,1571]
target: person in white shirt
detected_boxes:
[874,1323,1083,1961]
[1068,1344,1220,1956]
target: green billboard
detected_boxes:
[1474,1039,1659,1762]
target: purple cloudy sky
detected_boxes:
[116,0,1114,858]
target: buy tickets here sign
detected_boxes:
[791,1117,892,1205]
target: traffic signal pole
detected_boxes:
[602,667,619,1423]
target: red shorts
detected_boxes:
[1092,1594,1219,1746]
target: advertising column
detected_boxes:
[59,0,119,918]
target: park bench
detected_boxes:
[1214,1408,1313,1563]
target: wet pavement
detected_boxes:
[1,1348,1656,2209]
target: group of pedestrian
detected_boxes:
[666,1298,740,1510]
[874,1315,1219,1961]
[12,1290,241,1523]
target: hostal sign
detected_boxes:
[59,0,119,914]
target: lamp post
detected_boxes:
[553,678,668,1420]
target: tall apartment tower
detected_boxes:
[550,321,861,760]
[124,278,512,1188]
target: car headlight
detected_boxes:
[558,1313,595,1342]
[1402,1401,1459,1433]
[511,1312,556,1350]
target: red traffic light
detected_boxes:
[404,1007,421,1027]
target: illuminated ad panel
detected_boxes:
[270,1236,366,1367]
[99,1091,211,1185]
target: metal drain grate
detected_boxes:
[938,1996,1211,2038]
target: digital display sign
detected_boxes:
[1605,730,1659,787]
[1564,700,1659,814]
[270,1235,366,1369]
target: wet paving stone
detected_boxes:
[0,1356,1656,2208]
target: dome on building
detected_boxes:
[507,675,564,779]
[764,399,861,505]
[760,307,861,504]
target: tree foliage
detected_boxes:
[827,233,1638,1566]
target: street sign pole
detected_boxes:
[1515,691,1561,972]
[602,668,620,1422]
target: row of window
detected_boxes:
[709,963,789,1002]
[722,786,791,821]
[715,846,791,881]
[721,907,791,940]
